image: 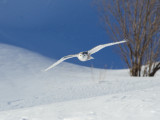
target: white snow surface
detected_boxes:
[0,43,160,120]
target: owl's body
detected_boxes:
[77,52,93,61]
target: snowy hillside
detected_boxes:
[0,44,160,120]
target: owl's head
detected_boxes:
[78,52,88,61]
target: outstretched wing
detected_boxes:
[44,54,78,71]
[88,40,127,55]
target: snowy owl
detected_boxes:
[44,40,127,71]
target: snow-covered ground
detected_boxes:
[0,43,160,120]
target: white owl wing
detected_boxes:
[44,54,78,71]
[88,40,127,55]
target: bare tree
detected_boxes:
[96,0,160,76]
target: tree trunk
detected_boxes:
[149,63,160,76]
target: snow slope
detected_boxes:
[1,87,160,120]
[0,44,160,120]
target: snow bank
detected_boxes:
[1,86,160,120]
[0,44,160,120]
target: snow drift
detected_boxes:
[0,43,160,120]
